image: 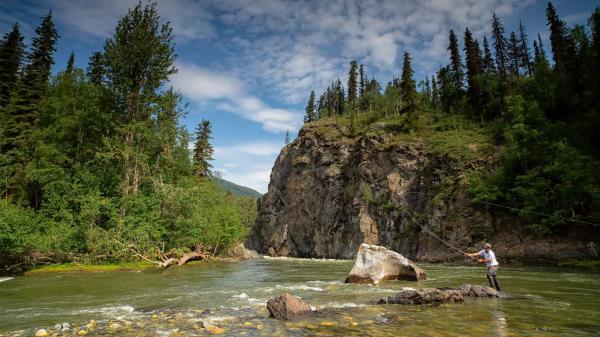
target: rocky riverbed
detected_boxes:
[1,259,599,337]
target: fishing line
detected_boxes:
[403,207,477,260]
[401,191,600,228]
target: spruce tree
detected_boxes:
[0,23,26,107]
[400,52,418,114]
[359,64,366,97]
[482,35,496,74]
[447,29,464,113]
[546,1,577,117]
[447,29,464,88]
[347,60,358,104]
[193,119,213,178]
[507,31,522,76]
[491,13,508,81]
[436,66,453,113]
[518,20,532,75]
[335,79,345,115]
[87,52,105,85]
[532,34,550,72]
[65,51,75,75]
[17,10,59,126]
[284,130,290,144]
[537,34,547,60]
[533,40,541,60]
[423,76,431,107]
[304,90,316,123]
[464,28,483,113]
[317,92,326,118]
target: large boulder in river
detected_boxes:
[267,293,313,320]
[345,244,427,284]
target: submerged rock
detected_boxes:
[452,284,502,298]
[374,284,504,305]
[345,244,427,284]
[53,323,71,332]
[267,293,313,320]
[108,322,122,330]
[34,329,49,337]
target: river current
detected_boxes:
[0,258,598,336]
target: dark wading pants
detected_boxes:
[487,266,501,291]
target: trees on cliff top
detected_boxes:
[301,3,600,235]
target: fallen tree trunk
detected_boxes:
[177,250,207,265]
[114,240,210,268]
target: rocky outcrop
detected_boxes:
[374,284,502,305]
[223,243,259,260]
[266,293,313,320]
[345,244,426,284]
[246,121,595,262]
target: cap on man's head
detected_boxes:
[484,243,492,249]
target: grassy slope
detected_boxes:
[310,111,497,164]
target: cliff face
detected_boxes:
[246,120,591,262]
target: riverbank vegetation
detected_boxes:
[0,4,256,273]
[303,3,600,236]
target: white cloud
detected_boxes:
[171,62,302,133]
[171,63,241,100]
[41,0,215,42]
[207,0,536,104]
[213,141,282,193]
[215,142,283,157]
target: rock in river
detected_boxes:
[345,243,427,284]
[374,284,503,305]
[267,293,313,320]
[374,288,464,305]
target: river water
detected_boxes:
[0,258,598,336]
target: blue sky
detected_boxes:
[1,0,597,193]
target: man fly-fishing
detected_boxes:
[466,243,501,291]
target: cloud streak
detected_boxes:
[171,62,302,133]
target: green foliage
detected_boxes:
[470,94,600,234]
[159,182,247,253]
[0,4,256,270]
[360,184,374,204]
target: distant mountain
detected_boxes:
[213,177,262,198]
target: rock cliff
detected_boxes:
[246,120,592,263]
